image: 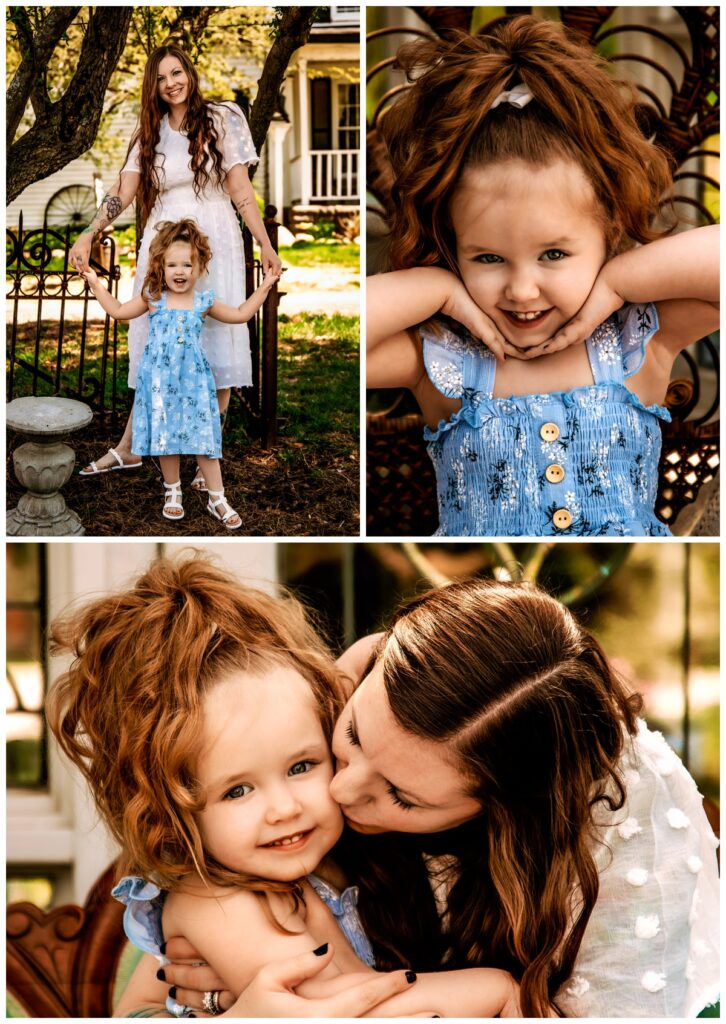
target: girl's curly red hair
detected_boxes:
[381,15,676,272]
[142,218,212,300]
[46,556,347,895]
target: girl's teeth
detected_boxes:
[511,310,544,321]
[269,832,305,847]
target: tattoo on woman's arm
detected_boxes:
[80,194,123,237]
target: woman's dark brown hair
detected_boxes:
[128,45,228,225]
[143,218,213,299]
[46,556,347,895]
[382,16,675,272]
[348,578,641,1017]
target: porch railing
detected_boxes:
[310,149,359,201]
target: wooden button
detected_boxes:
[545,463,565,484]
[540,422,560,442]
[552,508,573,530]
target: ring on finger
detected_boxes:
[203,990,223,1015]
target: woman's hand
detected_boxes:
[69,232,94,275]
[440,276,521,362]
[515,264,624,360]
[163,939,418,1018]
[260,242,283,277]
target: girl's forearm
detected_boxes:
[367,968,517,1018]
[605,225,720,305]
[367,268,459,349]
[87,282,123,318]
[236,286,270,322]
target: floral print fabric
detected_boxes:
[421,303,672,536]
[132,289,222,458]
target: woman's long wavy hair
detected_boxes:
[128,45,228,225]
[381,16,675,271]
[142,218,212,299]
[46,556,347,896]
[344,579,642,1017]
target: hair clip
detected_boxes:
[491,84,533,110]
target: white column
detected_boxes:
[298,58,311,205]
[268,120,292,215]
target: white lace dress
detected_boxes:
[121,102,258,389]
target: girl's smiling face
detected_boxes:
[196,665,344,881]
[164,241,198,294]
[450,158,609,349]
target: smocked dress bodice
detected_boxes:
[422,303,672,536]
[132,289,222,458]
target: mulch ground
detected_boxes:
[7,424,360,538]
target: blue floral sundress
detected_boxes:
[132,289,222,458]
[421,303,672,537]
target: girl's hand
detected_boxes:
[261,243,283,277]
[80,265,100,289]
[261,267,281,290]
[519,267,624,360]
[440,277,520,362]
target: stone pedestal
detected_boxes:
[7,397,93,536]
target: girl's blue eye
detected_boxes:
[541,249,567,262]
[224,783,252,800]
[475,253,503,264]
[346,720,360,747]
[289,760,315,776]
[386,782,414,811]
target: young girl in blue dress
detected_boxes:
[81,220,278,529]
[46,556,524,1018]
[367,16,719,537]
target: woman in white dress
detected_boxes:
[70,44,282,479]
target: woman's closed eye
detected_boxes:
[346,720,360,747]
[386,782,415,811]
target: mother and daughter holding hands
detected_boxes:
[70,45,282,528]
[48,554,719,1018]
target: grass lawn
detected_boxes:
[279,242,359,269]
[7,311,360,537]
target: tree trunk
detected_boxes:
[248,6,319,182]
[7,8,133,204]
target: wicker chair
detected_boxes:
[366,6,720,536]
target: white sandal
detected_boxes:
[162,480,184,521]
[207,489,241,530]
[79,447,142,476]
[190,466,207,492]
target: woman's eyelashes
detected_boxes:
[345,720,360,747]
[386,782,415,811]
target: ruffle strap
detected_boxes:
[111,875,167,959]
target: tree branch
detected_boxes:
[248,6,318,180]
[8,7,133,203]
[7,6,80,145]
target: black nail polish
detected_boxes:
[189,1015,197,1019]
[156,968,166,981]
[313,943,329,956]
[160,940,167,955]
[168,987,177,999]
[405,970,417,984]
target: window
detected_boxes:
[7,545,47,789]
[337,82,360,150]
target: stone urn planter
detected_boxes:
[7,396,93,536]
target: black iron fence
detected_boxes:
[6,207,280,445]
